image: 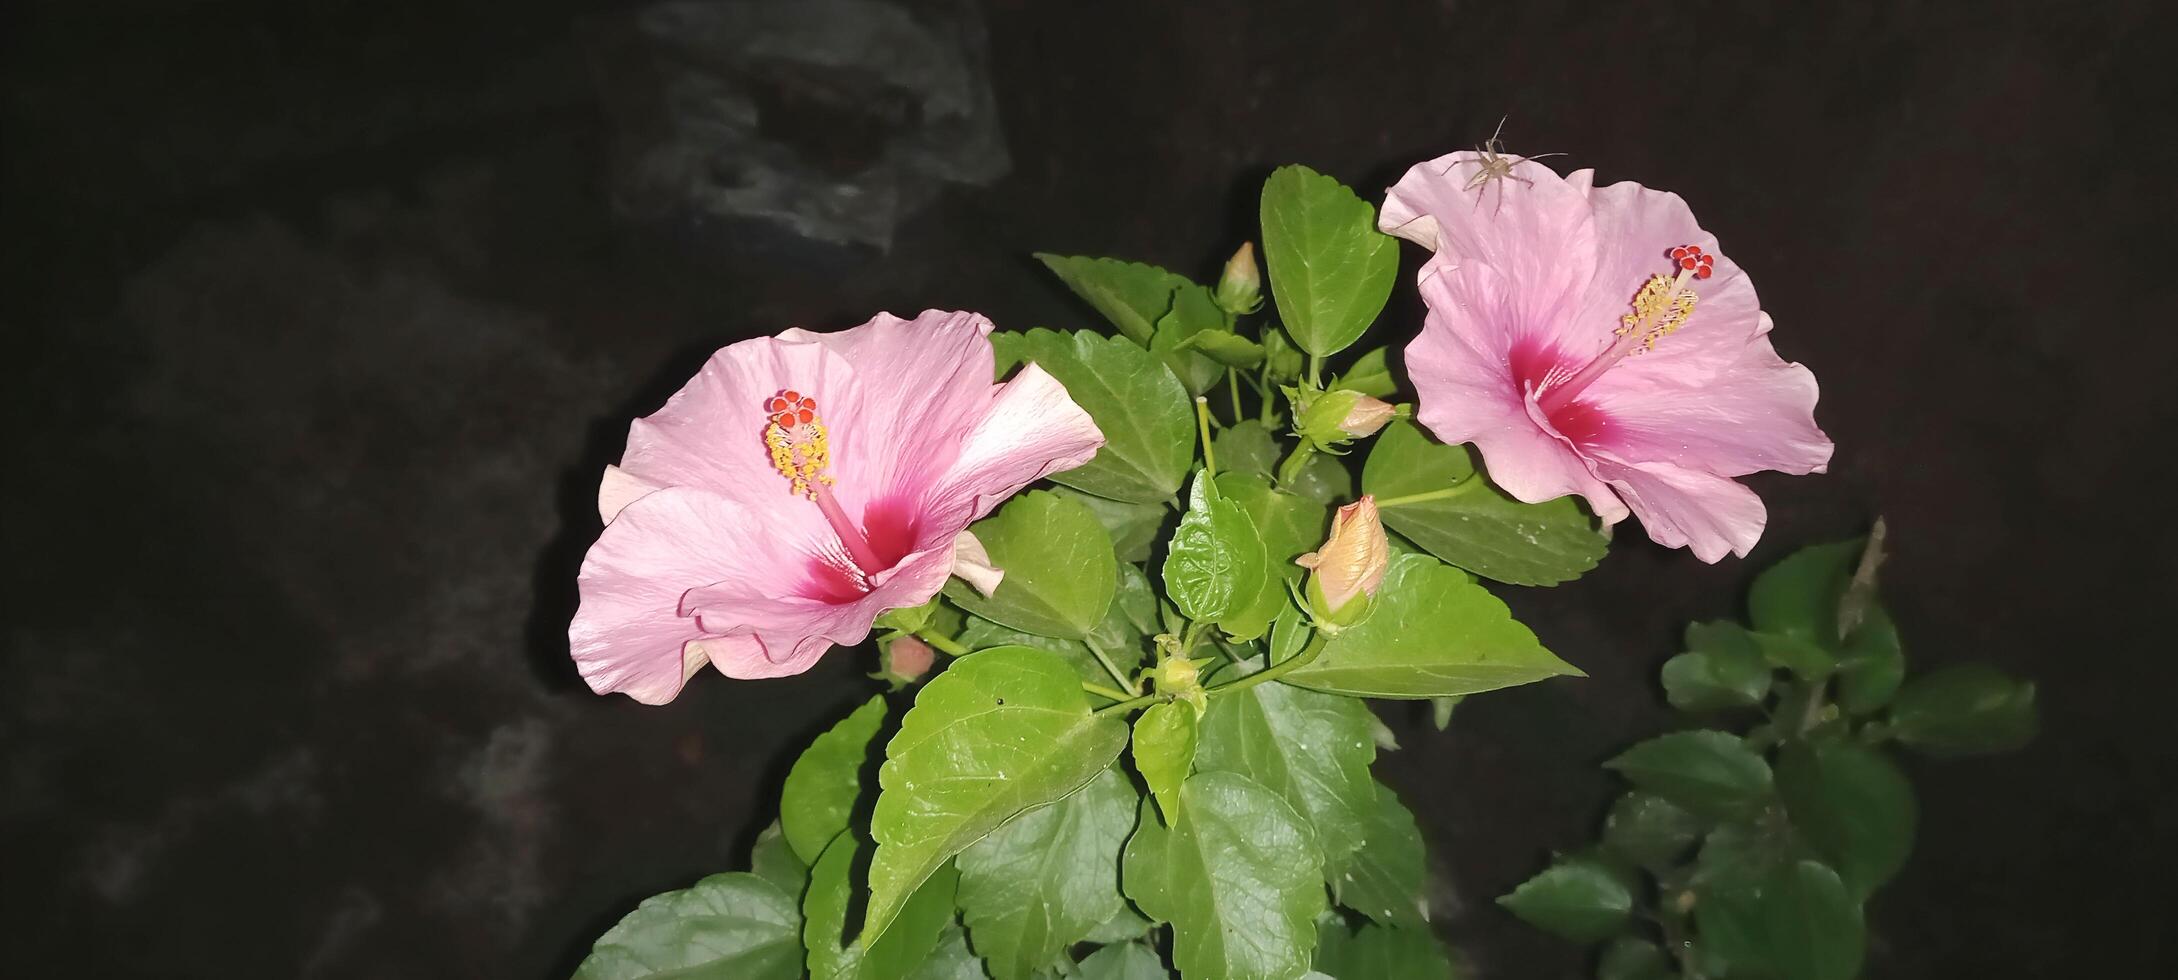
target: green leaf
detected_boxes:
[1081,904,1156,945]
[1284,553,1583,698]
[1261,324,1306,382]
[906,921,992,980]
[1334,782,1429,927]
[1290,450,1354,507]
[1777,740,1915,898]
[991,328,1193,503]
[1217,472,1324,641]
[1051,487,1168,565]
[1660,630,1773,712]
[1214,420,1282,479]
[1748,539,1863,648]
[781,696,889,865]
[1695,860,1864,980]
[804,833,959,980]
[867,647,1131,941]
[1331,347,1396,397]
[1196,678,1377,873]
[1034,254,1189,345]
[1132,702,1198,824]
[1601,791,1706,872]
[1151,284,1231,395]
[946,491,1118,639]
[1076,942,1170,980]
[749,821,809,898]
[1122,771,1326,980]
[957,768,1135,980]
[1259,165,1399,357]
[576,872,802,980]
[1835,605,1905,714]
[1161,473,1271,632]
[1887,663,2038,758]
[1498,856,1633,943]
[1180,329,1266,368]
[958,566,1151,692]
[1312,921,1458,980]
[1750,630,1837,681]
[1364,421,1607,586]
[1597,937,1674,980]
[1604,731,1774,819]
[1692,819,1811,894]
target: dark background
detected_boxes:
[5,0,2174,976]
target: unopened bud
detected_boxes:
[1152,655,1209,714]
[1297,389,1395,447]
[882,635,936,683]
[1335,393,1395,438]
[1296,496,1388,626]
[1215,242,1264,315]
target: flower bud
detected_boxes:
[1334,393,1396,438]
[880,634,936,684]
[1152,655,1209,714]
[1214,242,1264,315]
[1297,389,1396,447]
[1296,496,1389,626]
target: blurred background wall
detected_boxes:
[4,0,2174,976]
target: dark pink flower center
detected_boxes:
[763,391,923,604]
[1509,337,1613,447]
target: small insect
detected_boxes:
[1460,116,1567,214]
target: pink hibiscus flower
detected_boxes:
[1380,151,1833,562]
[570,310,1104,703]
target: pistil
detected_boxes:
[1534,245,1713,416]
[763,390,886,577]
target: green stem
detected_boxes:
[1255,366,1276,425]
[914,630,971,658]
[1195,397,1217,477]
[1371,479,1481,509]
[1307,354,1323,388]
[1082,681,1132,702]
[1275,440,1316,487]
[1093,692,1166,716]
[1210,633,1328,697]
[1226,368,1244,424]
[1085,636,1141,695]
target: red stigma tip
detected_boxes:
[800,396,817,410]
[1696,266,1713,280]
[1679,256,1698,271]
[767,397,787,412]
[782,389,800,402]
[771,412,792,427]
[797,408,814,424]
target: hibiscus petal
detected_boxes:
[1570,178,1764,378]
[782,310,1002,512]
[949,530,1005,598]
[921,361,1104,525]
[571,487,773,702]
[618,336,860,532]
[1584,324,1833,478]
[684,544,960,676]
[1589,452,1768,563]
[1407,262,1627,520]
[597,464,666,525]
[1382,150,1598,318]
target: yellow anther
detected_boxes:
[765,418,833,499]
[1616,273,1699,352]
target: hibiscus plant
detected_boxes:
[1501,523,2037,980]
[564,151,1846,980]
